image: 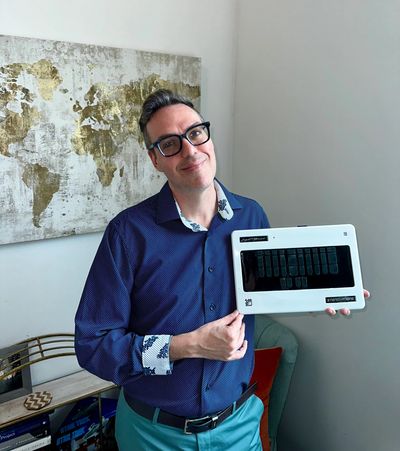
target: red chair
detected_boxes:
[252,316,298,451]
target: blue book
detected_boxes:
[0,414,50,451]
[0,415,49,445]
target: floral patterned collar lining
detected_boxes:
[174,180,234,232]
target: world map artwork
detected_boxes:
[0,35,201,244]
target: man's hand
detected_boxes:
[325,289,371,317]
[193,310,247,360]
[169,310,247,362]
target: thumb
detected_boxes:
[219,310,242,326]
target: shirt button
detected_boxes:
[209,303,216,311]
[208,266,215,273]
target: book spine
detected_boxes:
[0,417,49,444]
[0,427,50,451]
[11,435,51,451]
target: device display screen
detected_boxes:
[241,246,354,292]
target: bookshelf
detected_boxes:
[0,370,116,430]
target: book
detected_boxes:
[0,414,50,451]
[11,435,51,450]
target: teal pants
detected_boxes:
[115,390,263,451]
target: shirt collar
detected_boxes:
[175,180,234,232]
[155,183,181,224]
[156,179,242,228]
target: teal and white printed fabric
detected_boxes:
[142,335,173,376]
[175,180,234,232]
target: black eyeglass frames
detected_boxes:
[148,121,211,157]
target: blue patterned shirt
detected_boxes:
[140,181,235,375]
[75,180,269,417]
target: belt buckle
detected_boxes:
[184,414,219,435]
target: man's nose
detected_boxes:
[180,137,197,156]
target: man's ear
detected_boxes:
[148,150,159,170]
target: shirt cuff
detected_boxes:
[142,335,173,376]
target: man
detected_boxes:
[75,89,364,450]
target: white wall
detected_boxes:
[234,1,400,450]
[0,0,237,384]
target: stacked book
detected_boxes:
[0,414,51,451]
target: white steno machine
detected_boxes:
[231,224,365,314]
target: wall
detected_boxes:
[0,0,237,383]
[234,1,400,450]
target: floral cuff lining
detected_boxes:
[142,334,173,376]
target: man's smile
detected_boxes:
[179,158,207,172]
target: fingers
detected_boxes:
[195,311,247,361]
[238,320,246,345]
[339,308,351,316]
[225,337,248,361]
[226,320,246,355]
[215,310,241,326]
[234,339,248,359]
[224,314,246,356]
[325,307,336,316]
[227,312,245,331]
[325,307,351,317]
[326,288,371,317]
[205,310,241,329]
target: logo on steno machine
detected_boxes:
[325,296,356,303]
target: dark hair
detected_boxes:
[139,89,201,149]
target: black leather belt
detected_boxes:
[124,382,257,435]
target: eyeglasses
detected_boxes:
[148,121,211,157]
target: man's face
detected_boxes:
[146,104,217,196]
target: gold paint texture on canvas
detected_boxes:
[0,35,201,243]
